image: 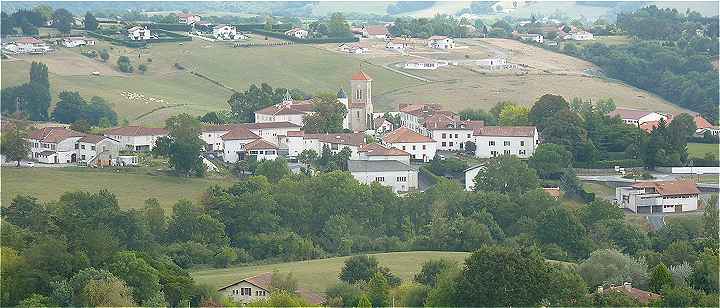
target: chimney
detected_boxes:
[623,282,632,291]
[596,286,604,293]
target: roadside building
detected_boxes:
[519,33,544,43]
[127,26,153,40]
[348,160,418,193]
[62,37,95,48]
[616,180,700,213]
[29,127,87,164]
[4,37,52,54]
[77,135,120,166]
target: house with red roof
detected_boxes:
[616,180,701,213]
[595,283,661,304]
[199,122,300,152]
[218,272,324,305]
[363,25,390,39]
[221,126,262,162]
[358,143,411,164]
[382,127,437,162]
[286,131,367,159]
[104,126,168,152]
[28,127,120,165]
[473,126,539,158]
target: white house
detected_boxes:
[284,28,309,39]
[254,96,314,127]
[425,114,481,152]
[363,25,390,39]
[213,25,242,40]
[62,37,95,48]
[372,116,394,134]
[127,26,153,41]
[477,58,509,70]
[218,272,324,305]
[104,126,168,152]
[4,37,52,54]
[427,35,454,49]
[519,33,544,43]
[286,131,367,159]
[464,165,484,191]
[386,38,410,51]
[339,42,369,54]
[565,30,594,41]
[222,126,262,163]
[616,181,700,213]
[397,103,446,135]
[474,126,539,159]
[77,135,120,166]
[244,139,279,161]
[29,127,87,164]
[404,59,448,70]
[177,12,201,25]
[348,160,418,193]
[608,108,668,126]
[383,127,437,162]
[358,143,411,165]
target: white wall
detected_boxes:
[386,142,436,162]
[666,167,719,174]
[474,135,538,159]
[220,281,269,304]
[223,139,256,163]
[465,167,483,191]
[351,169,418,192]
[430,129,473,151]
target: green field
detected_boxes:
[1,167,231,209]
[688,143,718,158]
[191,251,471,292]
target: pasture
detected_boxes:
[191,251,472,292]
[688,143,718,158]
[1,167,231,209]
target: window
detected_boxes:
[519,150,526,155]
[75,143,79,149]
[503,141,510,146]
[491,150,498,157]
[397,176,407,182]
[454,134,458,138]
[412,145,416,150]
[467,134,471,138]
[449,142,454,147]
[441,142,447,147]
[241,288,251,296]
[81,155,86,160]
[520,140,525,146]
[375,177,385,182]
[442,133,446,138]
[81,144,85,149]
[402,146,406,150]
[92,146,96,151]
[422,145,426,150]
[208,134,212,137]
[489,141,495,146]
[504,150,511,155]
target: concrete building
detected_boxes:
[616,180,700,213]
[474,126,539,158]
[348,160,418,193]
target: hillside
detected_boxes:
[191,251,471,292]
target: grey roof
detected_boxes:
[348,160,414,172]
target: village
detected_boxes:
[1,2,719,307]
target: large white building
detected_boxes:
[616,181,700,213]
[212,25,242,40]
[3,37,52,54]
[608,108,668,126]
[424,113,484,152]
[286,131,367,159]
[427,36,455,49]
[348,160,418,193]
[200,122,301,152]
[221,126,263,162]
[473,126,539,159]
[127,26,154,40]
[104,126,168,152]
[28,127,120,166]
[382,127,437,162]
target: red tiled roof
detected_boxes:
[255,101,314,116]
[305,132,366,147]
[244,139,278,150]
[631,180,700,196]
[359,143,409,156]
[424,113,475,130]
[364,25,389,36]
[641,114,714,133]
[221,126,260,141]
[608,108,655,121]
[29,127,86,143]
[351,71,372,81]
[287,131,305,137]
[383,127,434,143]
[474,126,536,137]
[398,103,445,119]
[104,126,168,136]
[604,285,661,304]
[201,122,300,132]
[78,134,113,144]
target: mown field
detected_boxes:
[191,251,472,292]
[688,143,718,158]
[1,167,231,209]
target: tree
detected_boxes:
[690,248,719,293]
[339,255,379,284]
[456,245,551,306]
[84,12,98,31]
[52,91,86,124]
[536,206,589,258]
[255,157,291,183]
[1,12,17,37]
[649,263,673,293]
[79,276,135,306]
[498,104,530,126]
[70,118,92,133]
[366,272,391,307]
[474,154,538,194]
[270,271,297,293]
[99,49,110,62]
[117,56,134,73]
[52,9,74,34]
[138,64,148,74]
[529,94,570,130]
[703,195,718,238]
[528,143,573,179]
[414,259,458,287]
[1,123,30,166]
[302,93,347,133]
[18,294,52,307]
[356,293,372,307]
[577,249,649,290]
[163,114,205,176]
[109,251,161,305]
[327,12,351,37]
[297,149,318,171]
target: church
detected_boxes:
[254,71,374,132]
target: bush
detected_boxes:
[117,56,134,73]
[81,50,97,58]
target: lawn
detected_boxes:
[191,251,471,292]
[1,167,231,209]
[582,181,616,201]
[688,143,718,158]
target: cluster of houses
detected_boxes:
[2,37,53,54]
[608,108,718,136]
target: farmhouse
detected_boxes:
[104,126,168,152]
[284,28,309,39]
[563,30,594,41]
[212,25,243,40]
[62,37,95,48]
[372,116,394,134]
[218,272,324,305]
[477,58,509,70]
[286,131,367,159]
[28,127,121,166]
[640,113,714,134]
[200,122,300,152]
[127,26,154,41]
[77,135,120,166]
[473,126,539,159]
[383,127,437,162]
[221,126,262,163]
[519,33,544,43]
[348,160,418,193]
[177,12,201,25]
[608,108,667,126]
[386,38,410,51]
[427,35,455,49]
[358,143,411,165]
[363,25,390,39]
[616,180,700,213]
[3,37,52,54]
[339,42,369,54]
[398,103,448,135]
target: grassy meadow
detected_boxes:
[688,143,718,158]
[1,167,231,209]
[191,251,472,292]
